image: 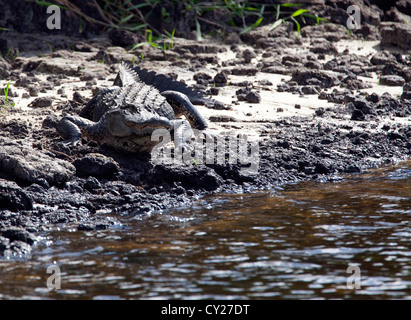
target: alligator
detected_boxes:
[57,62,213,154]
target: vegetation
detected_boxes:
[27,0,325,51]
[1,82,15,110]
[1,47,19,63]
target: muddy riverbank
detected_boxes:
[0,0,411,258]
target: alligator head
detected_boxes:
[100,104,173,153]
[106,104,172,137]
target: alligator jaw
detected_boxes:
[123,114,172,135]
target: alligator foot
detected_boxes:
[162,90,209,130]
[56,116,97,147]
[62,137,82,147]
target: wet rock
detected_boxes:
[240,23,293,46]
[315,107,326,117]
[370,51,398,65]
[242,49,256,63]
[193,72,212,85]
[310,40,338,55]
[314,160,335,175]
[79,72,94,81]
[9,241,31,256]
[83,177,102,195]
[93,49,115,64]
[301,23,347,42]
[343,78,372,90]
[0,140,75,184]
[176,44,226,55]
[147,165,223,191]
[282,54,302,65]
[353,97,374,115]
[205,100,230,110]
[0,57,11,78]
[380,22,411,50]
[236,87,261,103]
[209,115,237,122]
[0,236,10,253]
[402,83,411,99]
[0,179,33,211]
[374,95,411,117]
[72,41,94,52]
[324,54,371,76]
[291,68,341,88]
[385,6,411,23]
[304,60,322,70]
[351,109,365,121]
[172,185,186,195]
[380,75,406,86]
[261,66,289,75]
[225,32,241,45]
[73,153,119,177]
[36,57,80,76]
[348,96,376,121]
[358,23,382,41]
[366,92,380,103]
[108,29,144,47]
[28,96,53,108]
[214,72,228,85]
[73,91,86,103]
[396,0,411,15]
[77,218,114,231]
[64,180,84,193]
[0,120,30,139]
[303,86,321,95]
[257,36,299,49]
[208,87,219,95]
[257,79,273,87]
[245,91,261,103]
[382,63,410,82]
[15,76,30,87]
[42,115,59,129]
[231,66,258,76]
[1,227,37,245]
[28,86,39,97]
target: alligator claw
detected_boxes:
[62,137,82,147]
[200,129,217,142]
[182,143,194,155]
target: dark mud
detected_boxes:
[0,0,411,257]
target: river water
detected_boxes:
[0,161,410,300]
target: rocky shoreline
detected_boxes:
[1,0,411,258]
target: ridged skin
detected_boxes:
[57,62,210,153]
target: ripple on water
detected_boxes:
[1,161,411,299]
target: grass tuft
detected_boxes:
[1,81,16,110]
[27,1,326,49]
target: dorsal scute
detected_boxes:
[115,62,141,87]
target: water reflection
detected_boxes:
[0,161,410,299]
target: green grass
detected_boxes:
[269,4,328,35]
[1,46,19,63]
[28,0,326,51]
[128,28,175,54]
[1,81,15,110]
